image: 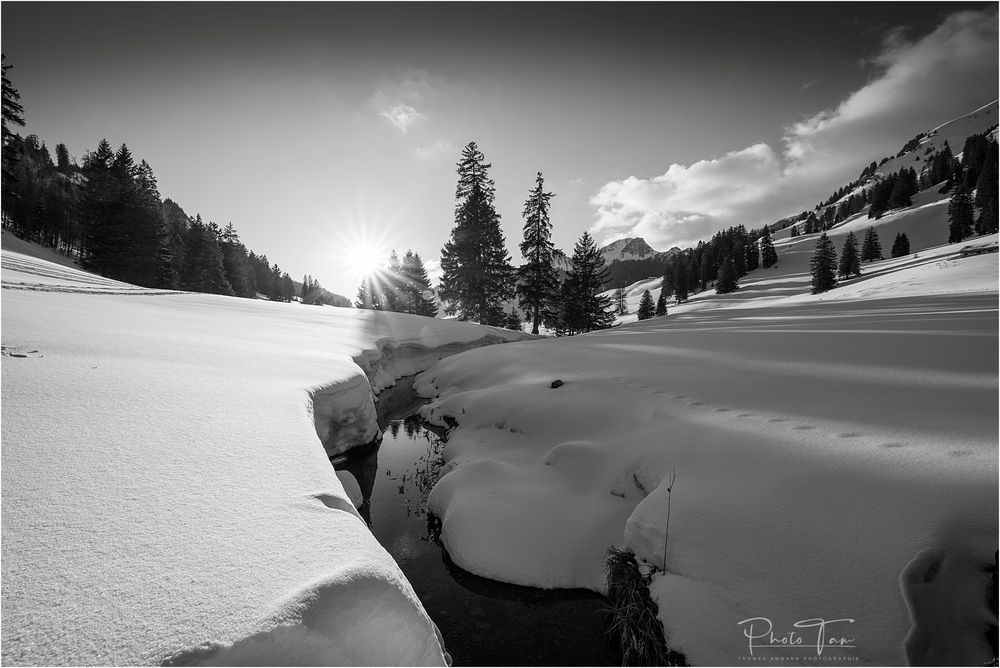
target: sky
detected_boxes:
[2,2,997,298]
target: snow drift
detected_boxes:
[0,244,529,666]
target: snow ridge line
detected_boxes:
[309,333,519,458]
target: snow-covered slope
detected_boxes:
[874,99,998,181]
[413,178,998,664]
[1,246,530,666]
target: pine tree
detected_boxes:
[947,188,975,243]
[888,170,914,209]
[355,276,381,309]
[439,142,514,325]
[809,233,839,294]
[637,290,655,320]
[890,232,911,258]
[1,54,25,186]
[54,143,71,174]
[655,290,667,316]
[517,172,559,334]
[400,250,438,316]
[759,227,778,268]
[790,224,799,237]
[558,231,615,334]
[615,286,628,315]
[379,250,403,312]
[504,311,523,331]
[673,259,689,303]
[837,231,861,279]
[860,226,883,262]
[715,256,738,294]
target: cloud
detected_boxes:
[590,7,998,250]
[371,69,436,133]
[423,258,443,285]
[800,76,821,91]
[378,103,423,132]
[415,138,455,160]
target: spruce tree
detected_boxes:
[1,54,25,185]
[890,232,911,258]
[673,259,689,303]
[860,226,883,262]
[517,172,559,334]
[715,255,738,294]
[558,231,615,334]
[55,143,70,174]
[636,290,655,320]
[837,231,861,279]
[655,290,667,317]
[355,276,381,309]
[760,227,778,268]
[615,286,628,315]
[400,250,438,316]
[790,224,799,237]
[439,142,514,325]
[947,188,975,243]
[888,171,914,209]
[809,233,838,294]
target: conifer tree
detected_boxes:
[655,290,667,316]
[55,143,71,174]
[660,260,675,299]
[439,142,514,325]
[888,170,914,209]
[790,224,799,237]
[715,255,738,294]
[673,259,689,303]
[809,233,838,294]
[400,250,438,316]
[860,226,883,262]
[558,231,615,334]
[637,290,655,320]
[759,227,778,268]
[517,172,559,334]
[837,231,861,279]
[947,188,975,243]
[1,54,25,186]
[355,276,381,310]
[615,286,628,315]
[890,232,911,258]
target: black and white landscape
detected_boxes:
[1,3,997,667]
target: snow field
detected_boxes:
[1,246,530,666]
[416,181,997,665]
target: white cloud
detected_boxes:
[378,103,424,132]
[590,7,998,249]
[415,138,455,160]
[371,69,435,133]
[423,258,443,285]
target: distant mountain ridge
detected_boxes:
[597,237,679,265]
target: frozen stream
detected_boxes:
[333,394,619,666]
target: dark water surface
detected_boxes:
[334,414,619,666]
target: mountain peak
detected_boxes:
[598,237,657,263]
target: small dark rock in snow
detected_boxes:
[550,379,564,389]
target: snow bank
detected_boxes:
[416,285,997,664]
[1,246,529,666]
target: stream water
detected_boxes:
[333,407,619,666]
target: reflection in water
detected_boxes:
[332,414,618,666]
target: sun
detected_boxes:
[343,240,387,278]
[330,223,394,293]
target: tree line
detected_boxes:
[1,56,346,305]
[355,249,438,317]
[434,142,615,335]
